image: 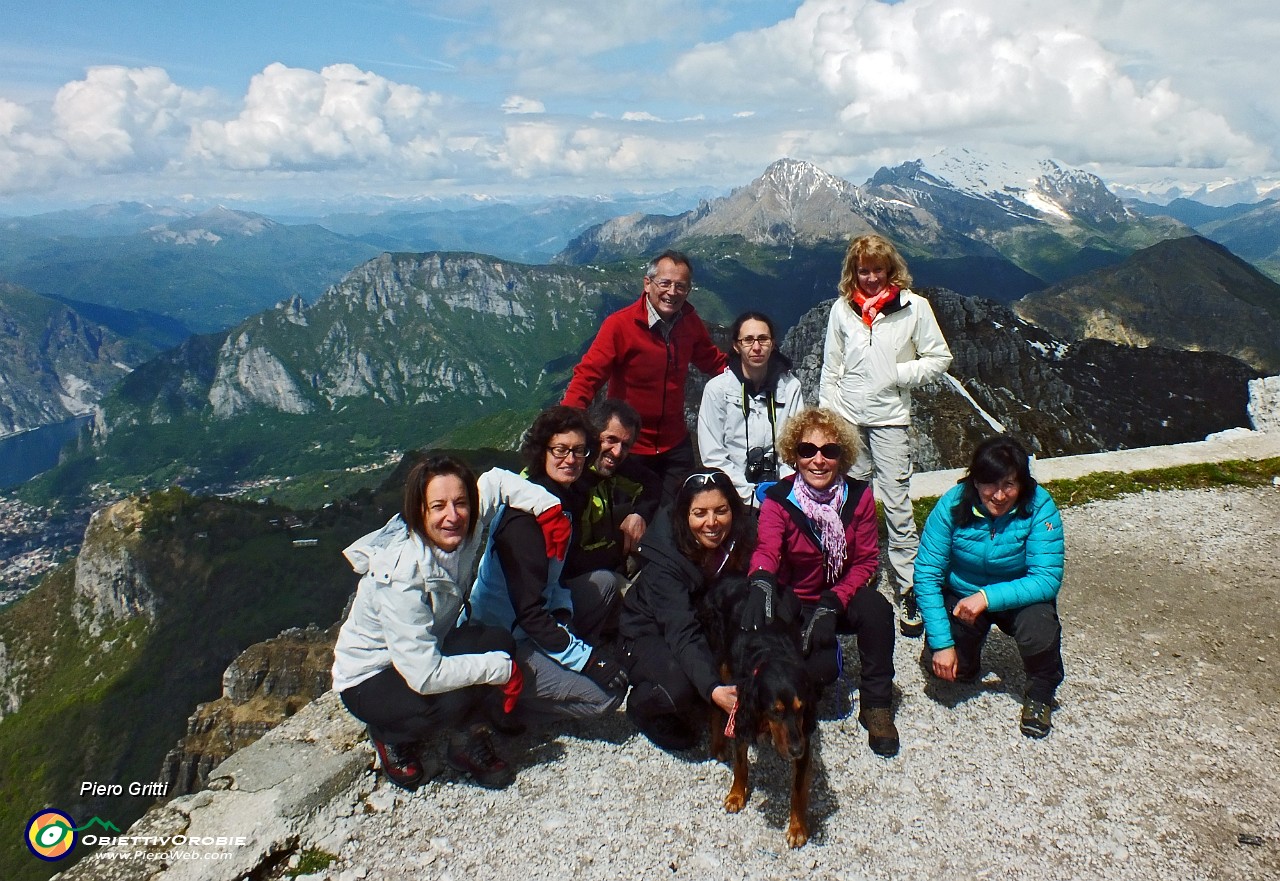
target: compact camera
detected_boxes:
[744,446,779,484]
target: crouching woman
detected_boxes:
[915,435,1065,737]
[618,469,749,751]
[332,454,569,790]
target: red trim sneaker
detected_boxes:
[369,734,425,791]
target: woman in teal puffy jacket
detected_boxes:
[915,436,1065,737]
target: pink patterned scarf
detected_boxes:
[792,477,847,583]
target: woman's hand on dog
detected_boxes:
[711,684,738,714]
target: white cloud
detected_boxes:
[189,63,446,171]
[52,66,211,168]
[502,95,545,114]
[621,111,662,122]
[672,0,1274,176]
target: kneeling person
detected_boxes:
[470,406,629,724]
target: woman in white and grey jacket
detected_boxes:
[333,454,568,791]
[819,234,952,636]
[697,311,805,509]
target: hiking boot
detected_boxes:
[447,725,515,789]
[368,734,425,792]
[1020,697,1053,738]
[858,706,900,757]
[899,589,923,638]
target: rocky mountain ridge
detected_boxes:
[556,157,1187,286]
[0,283,149,438]
[1015,236,1280,373]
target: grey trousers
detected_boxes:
[512,568,626,725]
[851,424,917,597]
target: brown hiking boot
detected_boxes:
[858,706,900,757]
[447,725,515,789]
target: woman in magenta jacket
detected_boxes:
[747,406,899,757]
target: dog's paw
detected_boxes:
[724,789,747,813]
[785,821,809,849]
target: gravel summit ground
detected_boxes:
[295,486,1280,881]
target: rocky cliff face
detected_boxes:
[160,625,338,797]
[72,498,157,636]
[776,290,1260,470]
[102,252,623,432]
[0,283,146,438]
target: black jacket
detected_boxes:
[618,514,721,701]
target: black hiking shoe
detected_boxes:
[447,725,515,789]
[1020,697,1053,738]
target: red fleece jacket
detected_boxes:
[562,295,727,456]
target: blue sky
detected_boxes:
[1,0,1277,211]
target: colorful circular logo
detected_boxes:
[26,810,77,861]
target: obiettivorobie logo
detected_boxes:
[25,811,120,862]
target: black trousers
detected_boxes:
[803,584,896,708]
[629,434,695,511]
[339,623,516,745]
[938,590,1064,703]
[619,633,703,728]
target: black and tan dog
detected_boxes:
[700,576,818,848]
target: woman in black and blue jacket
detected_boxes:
[915,436,1065,738]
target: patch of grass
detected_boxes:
[288,848,338,877]
[910,456,1280,525]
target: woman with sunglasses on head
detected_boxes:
[747,407,900,757]
[469,405,629,725]
[333,453,570,791]
[618,468,752,751]
[697,311,806,511]
[915,436,1065,738]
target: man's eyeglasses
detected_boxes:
[683,470,731,490]
[737,335,772,348]
[547,444,592,461]
[649,277,692,295]
[795,442,843,460]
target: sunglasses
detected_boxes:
[795,442,843,460]
[683,470,731,490]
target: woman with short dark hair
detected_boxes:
[333,454,568,790]
[915,436,1066,737]
[618,468,750,750]
[469,406,629,724]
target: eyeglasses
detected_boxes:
[547,444,591,461]
[737,335,772,348]
[649,277,692,295]
[795,442,843,460]
[683,470,731,490]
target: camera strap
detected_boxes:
[740,384,780,461]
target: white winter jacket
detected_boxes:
[819,289,952,426]
[698,358,805,507]
[331,468,558,695]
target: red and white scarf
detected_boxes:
[852,284,899,327]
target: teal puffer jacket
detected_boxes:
[914,483,1064,651]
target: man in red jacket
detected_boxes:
[563,250,728,506]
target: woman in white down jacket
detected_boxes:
[332,454,569,791]
[819,234,952,637]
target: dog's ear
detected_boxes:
[736,666,763,734]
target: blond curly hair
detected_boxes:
[837,233,913,302]
[777,407,863,471]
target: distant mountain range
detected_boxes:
[0,206,384,335]
[6,154,1278,500]
[557,154,1188,293]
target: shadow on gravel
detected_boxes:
[919,633,1030,707]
